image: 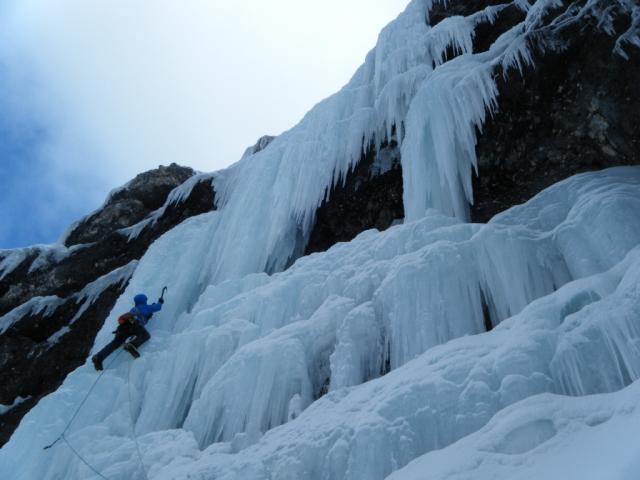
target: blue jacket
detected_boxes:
[131,296,162,326]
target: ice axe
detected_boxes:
[159,286,168,302]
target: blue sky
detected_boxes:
[0,63,98,248]
[0,0,409,249]
[0,90,51,247]
[0,51,108,248]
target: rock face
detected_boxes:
[306,1,639,251]
[0,164,215,446]
[64,163,195,246]
[305,140,404,255]
[242,135,276,159]
[472,27,640,222]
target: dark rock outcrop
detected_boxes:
[0,171,215,318]
[0,280,126,445]
[0,165,216,446]
[429,0,508,25]
[305,140,404,255]
[64,163,195,246]
[306,1,639,251]
[242,135,276,159]
[472,28,640,222]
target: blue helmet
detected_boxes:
[133,294,148,305]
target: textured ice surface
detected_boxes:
[387,381,640,480]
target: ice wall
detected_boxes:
[188,253,640,480]
[2,167,639,480]
[387,381,640,480]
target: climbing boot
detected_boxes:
[124,342,140,359]
[91,355,103,371]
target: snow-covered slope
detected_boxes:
[1,0,639,479]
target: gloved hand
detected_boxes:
[158,297,164,304]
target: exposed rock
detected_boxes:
[0,281,125,445]
[64,163,194,246]
[471,25,640,222]
[241,135,276,160]
[0,172,214,318]
[305,140,404,255]
[429,0,508,25]
[304,2,639,250]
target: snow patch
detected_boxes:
[0,296,66,335]
[0,242,89,281]
[119,173,216,241]
[0,396,30,416]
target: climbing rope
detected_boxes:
[43,349,149,480]
[128,359,149,480]
[126,285,165,479]
[43,350,125,479]
[43,350,124,451]
[61,436,110,480]
[43,286,167,478]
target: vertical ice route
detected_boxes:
[3,168,640,480]
[0,0,639,479]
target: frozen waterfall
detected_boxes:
[1,0,639,479]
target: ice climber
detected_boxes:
[91,293,164,370]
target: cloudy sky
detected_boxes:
[0,0,409,248]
